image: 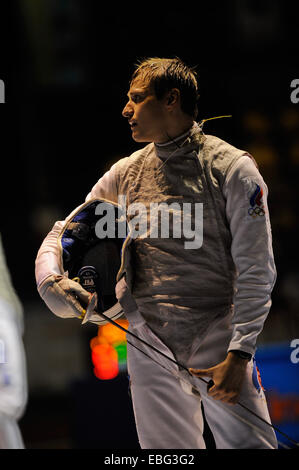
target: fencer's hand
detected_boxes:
[189,352,248,405]
[38,274,92,319]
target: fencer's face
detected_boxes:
[122,77,169,144]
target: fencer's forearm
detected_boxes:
[223,156,277,356]
[35,220,66,288]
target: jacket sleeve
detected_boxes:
[222,155,277,356]
[35,163,119,288]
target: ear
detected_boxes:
[166,88,180,107]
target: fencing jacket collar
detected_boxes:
[154,122,205,160]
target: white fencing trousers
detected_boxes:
[126,312,278,449]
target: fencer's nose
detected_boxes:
[122,101,134,119]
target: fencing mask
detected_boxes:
[59,198,127,325]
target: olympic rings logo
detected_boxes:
[248,206,265,217]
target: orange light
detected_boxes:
[90,320,129,380]
[91,344,119,380]
[98,320,129,344]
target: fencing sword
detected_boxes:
[82,293,299,449]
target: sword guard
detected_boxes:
[81,293,124,326]
[81,292,98,324]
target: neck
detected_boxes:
[155,121,197,147]
[155,117,194,144]
[154,121,202,160]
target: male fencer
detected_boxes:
[35,57,278,449]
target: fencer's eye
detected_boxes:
[132,94,143,103]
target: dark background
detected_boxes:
[0,0,298,449]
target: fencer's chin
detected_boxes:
[131,132,145,142]
[132,133,151,143]
[130,127,147,143]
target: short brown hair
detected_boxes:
[130,57,199,119]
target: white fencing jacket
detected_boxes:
[35,124,276,365]
[0,235,27,420]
